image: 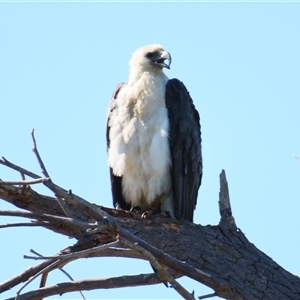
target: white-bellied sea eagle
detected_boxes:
[106,44,202,222]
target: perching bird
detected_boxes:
[106,44,202,222]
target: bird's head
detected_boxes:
[129,44,172,75]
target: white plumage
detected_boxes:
[108,45,174,215]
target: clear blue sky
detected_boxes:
[1,2,300,300]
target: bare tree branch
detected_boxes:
[31,131,115,225]
[0,210,96,232]
[15,241,123,299]
[5,273,174,300]
[198,292,218,300]
[29,249,86,300]
[30,129,82,243]
[0,221,44,229]
[14,259,61,300]
[1,142,300,299]
[0,178,49,186]
[0,258,57,294]
[24,240,121,261]
[0,245,145,295]
[1,157,41,180]
[31,129,50,179]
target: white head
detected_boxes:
[129,44,171,78]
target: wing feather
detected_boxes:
[165,79,202,222]
[106,82,130,210]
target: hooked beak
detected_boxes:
[154,50,172,69]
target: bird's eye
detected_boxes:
[146,52,155,59]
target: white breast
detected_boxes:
[108,72,172,208]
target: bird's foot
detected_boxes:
[141,209,156,219]
[130,206,141,213]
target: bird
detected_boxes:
[106,44,202,222]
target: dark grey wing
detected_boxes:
[165,79,202,222]
[106,82,130,211]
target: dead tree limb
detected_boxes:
[1,154,300,299]
[4,273,173,300]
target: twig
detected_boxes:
[198,292,218,299]
[0,210,96,232]
[0,244,143,294]
[15,259,61,300]
[52,268,87,300]
[30,250,50,289]
[30,250,86,300]
[0,157,41,180]
[0,178,49,185]
[30,130,86,241]
[120,237,194,300]
[30,131,69,218]
[0,222,44,229]
[25,240,121,261]
[25,131,117,228]
[0,257,58,293]
[15,240,121,299]
[20,172,26,181]
[31,129,50,178]
[55,195,70,217]
[16,242,120,299]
